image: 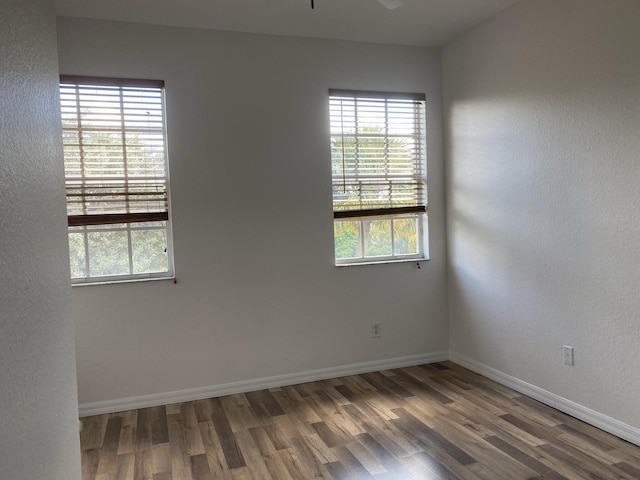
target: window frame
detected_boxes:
[60,75,175,285]
[333,213,426,266]
[329,89,428,265]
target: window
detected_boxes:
[329,89,427,264]
[59,75,174,284]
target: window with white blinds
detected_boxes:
[329,89,428,264]
[60,76,174,283]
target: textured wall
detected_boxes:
[0,1,81,479]
[56,18,449,405]
[443,0,640,428]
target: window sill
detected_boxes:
[335,257,429,267]
[71,274,175,287]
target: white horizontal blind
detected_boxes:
[329,89,427,218]
[60,76,168,227]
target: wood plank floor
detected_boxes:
[79,362,640,479]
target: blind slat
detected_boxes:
[60,75,164,89]
[68,212,169,227]
[329,89,426,101]
[334,206,426,219]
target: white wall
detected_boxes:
[56,18,448,405]
[0,1,81,479]
[444,0,640,429]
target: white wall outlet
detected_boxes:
[372,322,382,338]
[563,345,574,366]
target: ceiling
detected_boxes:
[54,0,520,48]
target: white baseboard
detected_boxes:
[79,349,640,448]
[449,351,640,447]
[78,351,449,417]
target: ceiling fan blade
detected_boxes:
[377,0,405,9]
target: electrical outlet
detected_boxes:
[563,345,574,366]
[372,322,382,338]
